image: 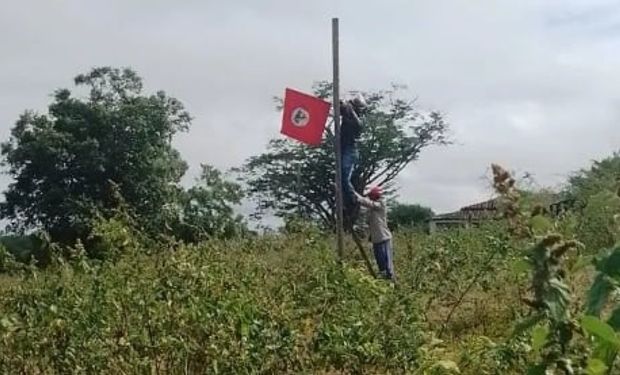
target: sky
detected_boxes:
[1,0,619,223]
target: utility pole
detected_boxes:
[332,18,344,261]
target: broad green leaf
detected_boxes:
[531,324,549,353]
[581,315,620,348]
[586,358,608,375]
[587,274,615,316]
[592,342,618,371]
[546,278,571,321]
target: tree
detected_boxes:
[174,164,247,242]
[568,151,620,205]
[1,67,190,244]
[566,152,620,251]
[242,82,449,228]
[388,203,434,231]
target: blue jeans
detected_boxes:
[373,239,395,280]
[341,145,358,208]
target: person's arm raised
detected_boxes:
[354,192,381,209]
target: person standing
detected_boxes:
[354,186,395,281]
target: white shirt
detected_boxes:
[356,194,392,244]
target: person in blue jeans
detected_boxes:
[354,186,395,281]
[340,94,366,214]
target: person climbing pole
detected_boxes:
[354,186,395,281]
[339,93,367,217]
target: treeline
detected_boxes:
[0,67,449,263]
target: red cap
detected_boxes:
[368,186,382,200]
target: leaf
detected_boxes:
[512,314,544,338]
[587,274,615,316]
[586,358,608,375]
[526,363,547,375]
[592,341,618,370]
[511,258,531,275]
[607,306,620,332]
[581,315,620,348]
[0,317,13,330]
[531,324,549,353]
[433,360,460,373]
[596,246,620,280]
[530,215,553,235]
[546,278,571,321]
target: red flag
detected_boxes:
[280,88,331,146]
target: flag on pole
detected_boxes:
[280,88,331,146]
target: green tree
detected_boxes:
[174,164,247,242]
[567,152,620,252]
[1,67,190,244]
[568,151,620,205]
[242,82,449,228]
[388,203,434,231]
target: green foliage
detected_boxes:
[174,164,247,242]
[578,191,620,253]
[531,324,549,353]
[86,214,143,262]
[243,82,449,228]
[0,234,49,264]
[568,151,620,205]
[2,148,620,373]
[566,152,620,252]
[586,358,608,375]
[0,233,425,373]
[1,67,190,244]
[0,67,245,253]
[388,202,434,231]
[581,316,620,348]
[586,245,620,316]
[0,245,21,273]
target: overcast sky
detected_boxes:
[1,0,619,221]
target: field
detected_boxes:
[1,162,620,374]
[0,215,615,374]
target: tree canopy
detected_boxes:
[1,67,243,247]
[388,203,434,231]
[173,164,246,243]
[242,82,449,228]
[568,151,620,205]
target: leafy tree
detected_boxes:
[578,190,620,252]
[1,67,190,244]
[388,203,434,231]
[174,164,246,242]
[567,152,620,252]
[242,82,449,228]
[568,151,620,205]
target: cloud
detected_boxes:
[1,0,618,221]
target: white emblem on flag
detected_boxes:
[291,107,310,127]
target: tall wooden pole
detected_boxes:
[332,18,344,261]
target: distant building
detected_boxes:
[428,196,575,233]
[428,198,499,233]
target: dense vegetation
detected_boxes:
[1,158,619,373]
[1,67,619,374]
[0,67,245,251]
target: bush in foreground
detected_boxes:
[0,234,424,373]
